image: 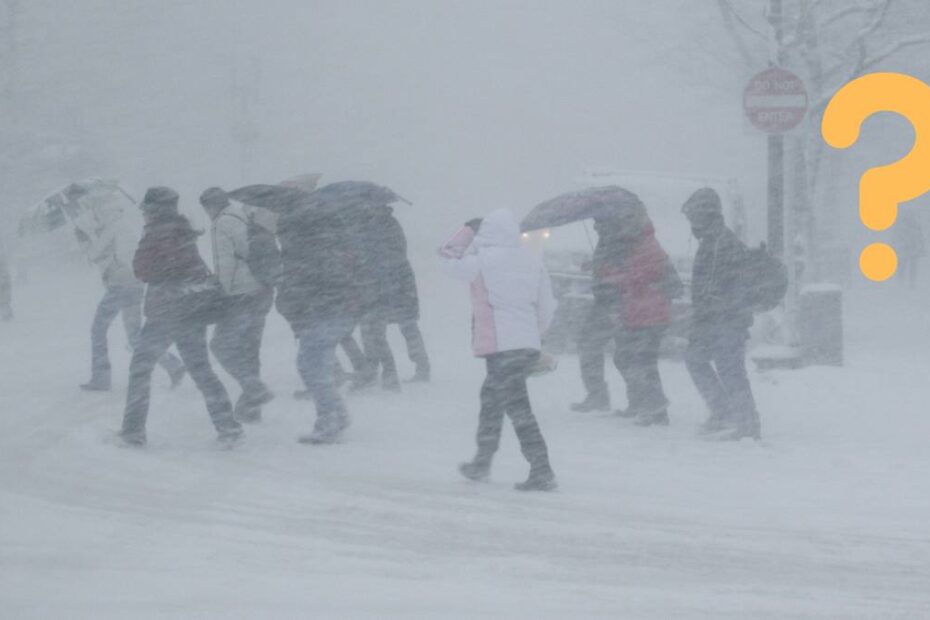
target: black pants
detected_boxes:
[578,303,668,413]
[685,322,760,433]
[123,318,238,437]
[613,326,668,415]
[360,315,398,382]
[91,286,183,383]
[209,288,273,396]
[577,303,615,398]
[475,350,551,473]
[398,320,430,375]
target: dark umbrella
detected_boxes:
[312,181,411,210]
[520,185,643,232]
[228,184,320,214]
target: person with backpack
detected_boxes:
[199,188,276,423]
[72,186,185,392]
[682,187,764,441]
[440,210,558,491]
[119,187,242,446]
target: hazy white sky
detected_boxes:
[5,0,929,246]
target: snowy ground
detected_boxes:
[2,264,929,619]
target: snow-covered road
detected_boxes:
[2,266,928,618]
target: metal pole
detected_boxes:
[768,0,785,258]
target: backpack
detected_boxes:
[743,243,787,312]
[228,211,283,288]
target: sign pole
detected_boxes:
[768,0,785,259]
[768,134,784,258]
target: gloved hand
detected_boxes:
[465,218,482,232]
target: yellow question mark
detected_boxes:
[822,72,930,282]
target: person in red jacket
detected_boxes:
[573,201,675,426]
[598,203,674,425]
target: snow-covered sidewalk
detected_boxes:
[1,268,928,618]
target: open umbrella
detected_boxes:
[279,173,323,193]
[312,181,411,210]
[17,178,134,237]
[520,185,643,232]
[228,184,318,214]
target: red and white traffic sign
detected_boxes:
[744,67,809,134]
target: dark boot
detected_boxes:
[234,397,262,424]
[217,425,245,448]
[570,390,609,412]
[405,367,430,383]
[381,372,401,392]
[697,414,732,436]
[634,408,670,427]
[116,428,146,447]
[81,371,112,392]
[514,466,557,492]
[458,459,491,482]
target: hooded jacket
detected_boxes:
[597,223,672,328]
[440,209,556,357]
[133,213,212,321]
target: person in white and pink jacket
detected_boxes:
[439,208,558,491]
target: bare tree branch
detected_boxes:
[715,0,760,66]
[720,0,769,40]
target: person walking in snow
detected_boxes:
[682,188,761,441]
[119,187,242,446]
[71,185,185,391]
[276,206,363,444]
[0,234,12,321]
[440,210,558,491]
[590,203,675,426]
[353,204,431,390]
[571,202,677,423]
[199,188,275,423]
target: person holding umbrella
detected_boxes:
[586,203,674,426]
[440,209,558,491]
[69,183,186,392]
[232,182,364,444]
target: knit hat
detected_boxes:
[140,186,179,211]
[682,187,722,217]
[199,187,230,209]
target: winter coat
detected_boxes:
[690,225,753,330]
[440,209,557,357]
[73,203,141,289]
[133,213,212,321]
[275,209,363,333]
[597,223,671,328]
[210,203,264,297]
[363,206,419,323]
